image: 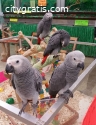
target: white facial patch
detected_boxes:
[45,12,53,18]
[7,57,13,65]
[61,41,65,46]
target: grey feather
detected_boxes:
[34,69,42,94]
[11,74,16,90]
[43,30,70,56]
[37,20,44,37]
[51,47,61,55]
[6,55,43,115]
[37,12,53,39]
[49,50,85,97]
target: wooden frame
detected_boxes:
[32,32,37,37]
[0,27,19,61]
[70,37,78,51]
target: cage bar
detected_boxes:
[0,35,96,47]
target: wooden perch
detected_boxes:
[18,31,33,48]
[33,52,66,71]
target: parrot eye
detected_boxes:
[74,58,76,60]
[16,60,19,63]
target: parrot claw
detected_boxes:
[33,110,37,117]
[18,109,24,116]
[53,54,60,58]
[32,103,38,117]
[18,101,28,116]
[58,90,73,104]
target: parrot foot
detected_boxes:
[58,90,73,104]
[53,54,60,58]
[18,101,28,116]
[18,109,24,116]
[32,103,38,117]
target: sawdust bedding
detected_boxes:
[0,80,93,125]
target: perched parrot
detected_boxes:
[5,55,42,116]
[41,30,70,64]
[37,12,53,45]
[49,50,85,103]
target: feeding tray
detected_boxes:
[61,105,79,125]
[37,98,79,125]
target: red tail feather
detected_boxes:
[38,37,44,45]
[38,37,41,45]
[41,55,49,65]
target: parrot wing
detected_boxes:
[43,34,61,56]
[11,74,16,90]
[37,20,44,37]
[34,69,42,94]
[51,47,61,55]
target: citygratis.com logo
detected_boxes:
[5,5,69,14]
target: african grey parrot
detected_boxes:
[5,55,42,116]
[41,30,70,64]
[37,12,53,44]
[49,50,85,102]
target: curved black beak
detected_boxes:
[5,64,14,74]
[77,62,84,70]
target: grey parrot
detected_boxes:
[41,30,70,64]
[37,12,53,44]
[49,50,85,102]
[5,55,42,116]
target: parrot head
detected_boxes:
[5,55,31,74]
[60,30,70,47]
[65,50,85,70]
[43,12,53,21]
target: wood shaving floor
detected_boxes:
[0,80,93,125]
